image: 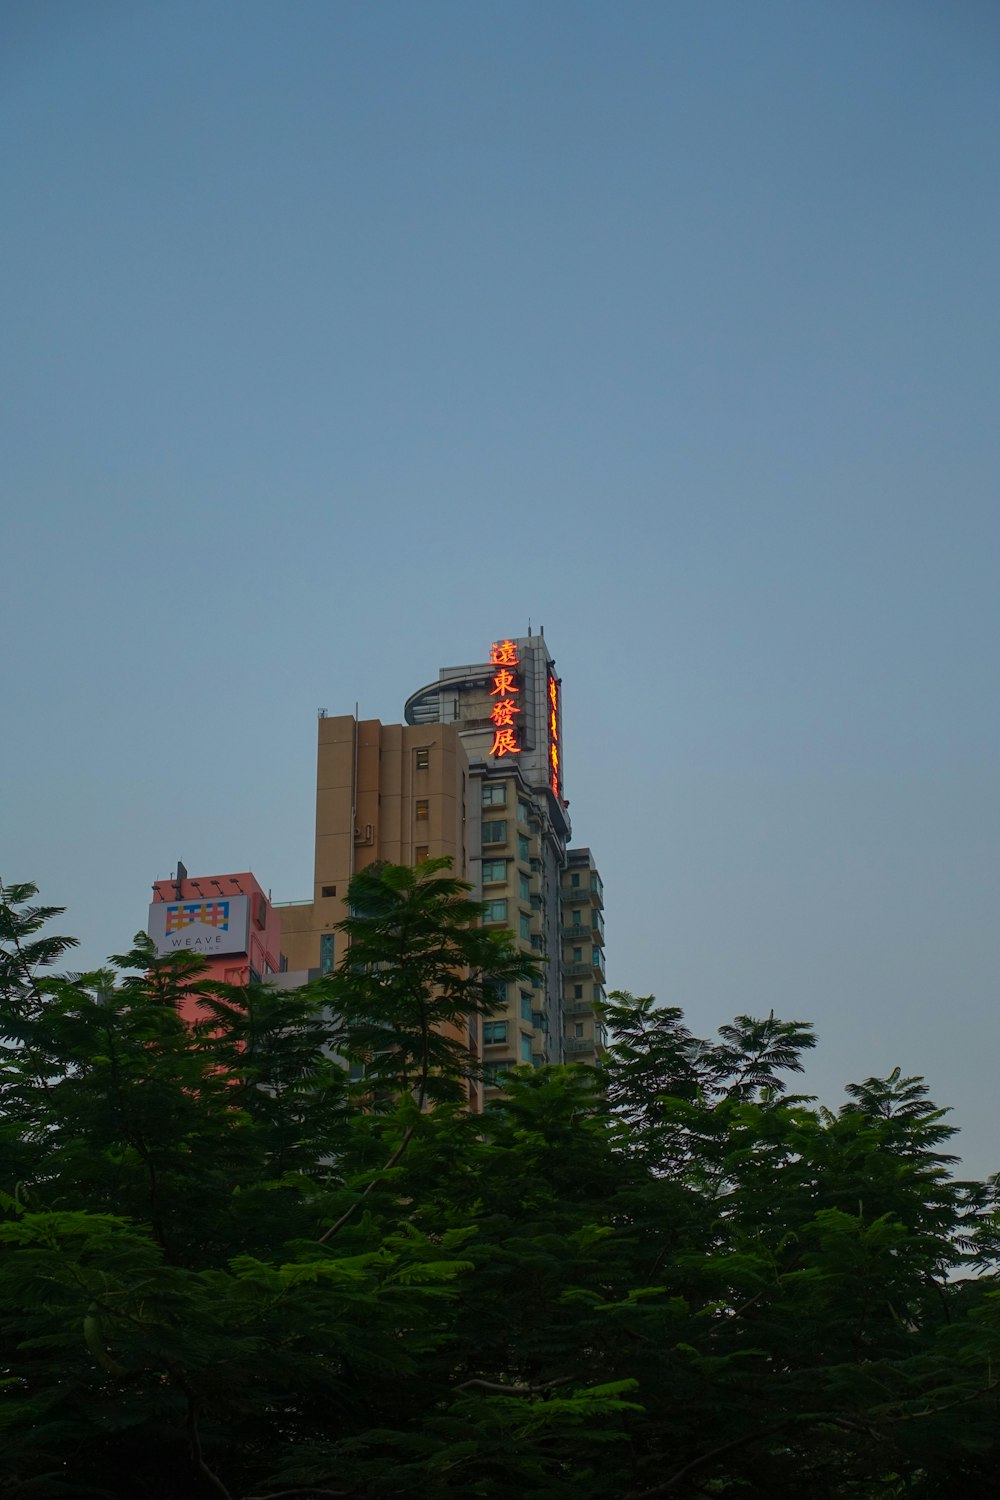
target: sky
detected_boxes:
[2,1,998,1172]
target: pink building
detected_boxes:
[148,866,284,1021]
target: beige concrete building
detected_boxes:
[277,715,473,975]
[275,714,483,1107]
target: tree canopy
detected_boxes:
[1,869,999,1499]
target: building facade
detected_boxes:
[147,867,284,1024]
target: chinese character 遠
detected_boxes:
[490,668,518,698]
[489,639,519,666]
[490,727,520,757]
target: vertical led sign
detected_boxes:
[488,638,521,757]
[547,671,562,800]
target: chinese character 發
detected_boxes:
[491,698,521,728]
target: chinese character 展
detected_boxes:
[489,639,519,666]
[490,727,521,757]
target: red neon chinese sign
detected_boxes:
[547,671,562,800]
[488,640,521,757]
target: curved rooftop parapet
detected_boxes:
[404,665,493,725]
[403,679,443,725]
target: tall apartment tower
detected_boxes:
[404,632,606,1079]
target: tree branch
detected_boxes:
[316,1125,416,1244]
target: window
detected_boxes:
[574,1022,585,1038]
[571,872,581,888]
[482,859,507,883]
[571,908,582,927]
[486,978,508,1003]
[518,872,530,901]
[519,914,531,940]
[520,1035,532,1062]
[482,783,507,806]
[321,884,337,897]
[415,799,429,820]
[593,949,603,967]
[517,834,529,860]
[521,995,533,1021]
[483,1021,508,1045]
[573,946,582,962]
[517,800,531,825]
[482,819,507,845]
[483,899,508,924]
[574,985,583,999]
[532,1010,545,1031]
[414,845,429,863]
[319,933,335,974]
[415,748,429,770]
[530,933,542,951]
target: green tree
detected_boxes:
[2,881,1000,1500]
[323,857,539,1106]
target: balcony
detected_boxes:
[563,997,594,1017]
[562,918,604,939]
[561,880,603,909]
[564,1036,594,1056]
[562,962,593,979]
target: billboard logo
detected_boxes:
[164,900,230,934]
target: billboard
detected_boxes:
[147,894,250,957]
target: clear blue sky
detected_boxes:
[3,2,998,1169]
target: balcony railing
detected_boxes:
[561,882,603,909]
